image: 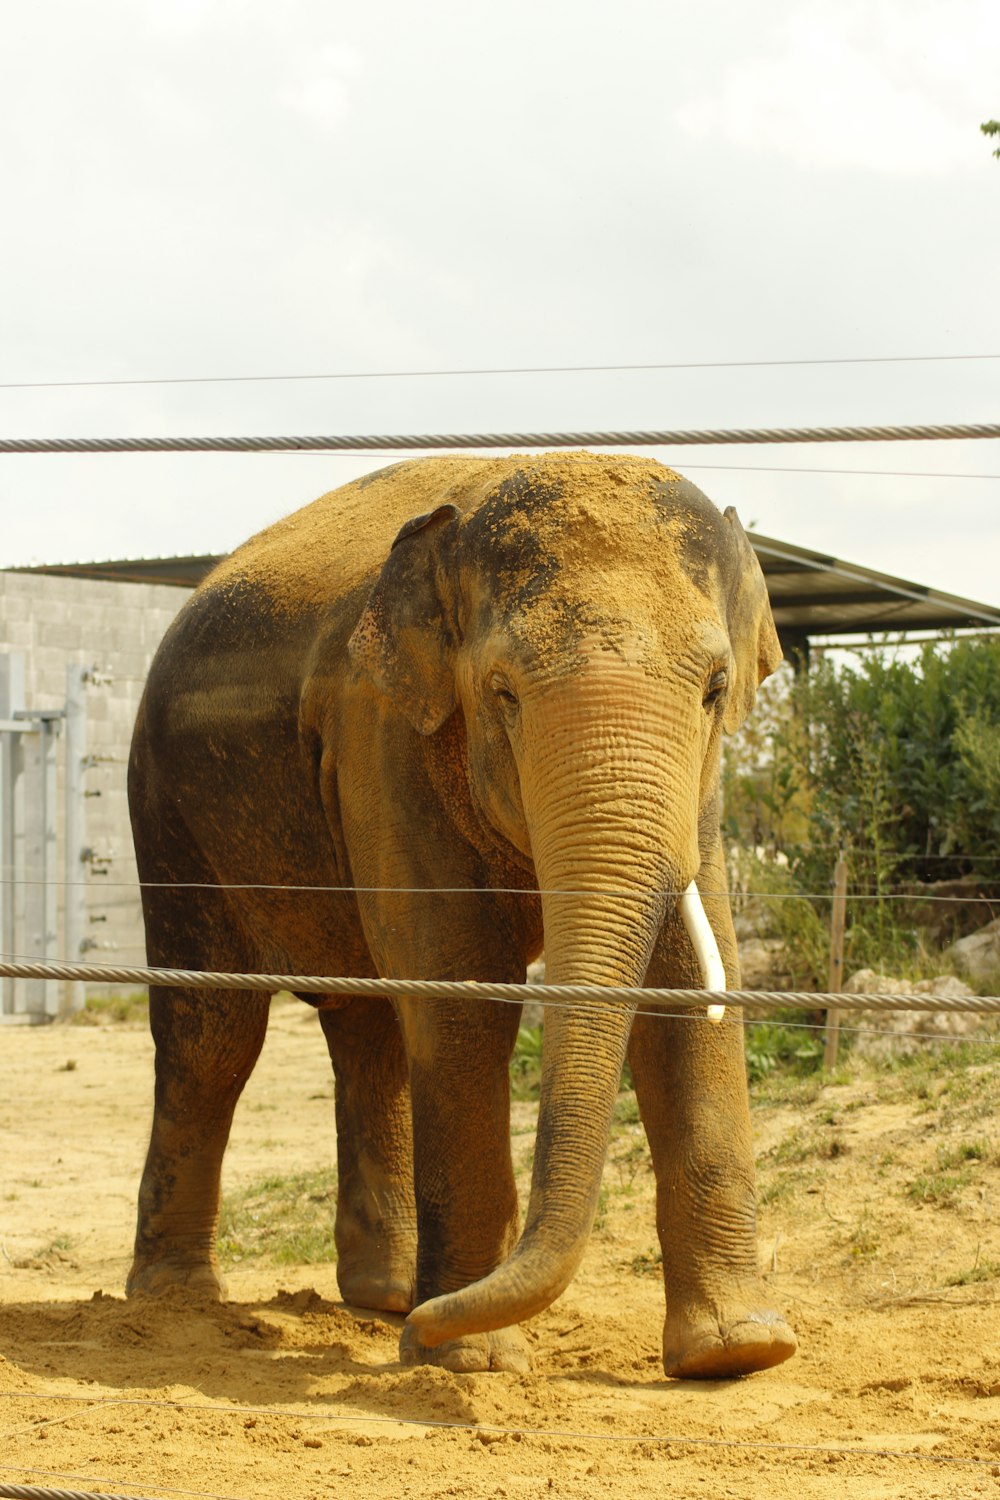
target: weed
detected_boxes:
[611,1138,649,1189]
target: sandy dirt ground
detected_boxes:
[2,997,999,1499]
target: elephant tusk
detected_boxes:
[680,880,726,1023]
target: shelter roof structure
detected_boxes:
[8,535,1000,647]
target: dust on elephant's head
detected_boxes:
[347,452,780,743]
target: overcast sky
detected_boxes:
[2,0,999,613]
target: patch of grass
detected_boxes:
[218,1167,339,1267]
[610,1138,649,1189]
[905,1169,973,1207]
[510,1025,544,1101]
[630,1248,662,1277]
[72,991,149,1025]
[593,1185,611,1233]
[947,1252,1000,1287]
[612,1092,641,1128]
[510,1026,637,1106]
[744,1016,824,1086]
[758,1167,817,1206]
[936,1140,990,1169]
[846,1211,880,1261]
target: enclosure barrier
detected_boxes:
[0,958,997,1016]
[2,419,1000,455]
[0,1485,158,1500]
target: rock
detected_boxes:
[523,959,546,1029]
[948,917,1000,986]
[737,937,795,992]
[840,969,985,1058]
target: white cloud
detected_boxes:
[674,0,1000,175]
[278,43,362,132]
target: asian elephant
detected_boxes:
[126,451,796,1379]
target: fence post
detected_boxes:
[823,852,849,1069]
[0,653,26,1020]
[64,664,88,1015]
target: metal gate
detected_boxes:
[0,653,89,1023]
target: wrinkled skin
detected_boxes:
[127,452,796,1379]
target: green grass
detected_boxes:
[905,1169,973,1207]
[218,1167,339,1267]
[744,1016,824,1085]
[72,991,149,1025]
[510,1025,544,1100]
[947,1255,1000,1287]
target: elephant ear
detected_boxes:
[348,503,461,734]
[722,506,783,735]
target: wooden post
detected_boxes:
[823,853,849,1070]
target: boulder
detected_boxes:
[948,917,1000,987]
[840,968,984,1058]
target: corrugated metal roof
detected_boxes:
[8,536,1000,639]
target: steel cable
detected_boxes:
[0,957,998,1013]
[2,420,1000,455]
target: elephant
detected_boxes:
[126,450,796,1380]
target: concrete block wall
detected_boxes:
[0,571,191,1003]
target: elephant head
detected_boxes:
[348,452,781,1346]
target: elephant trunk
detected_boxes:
[405,672,703,1346]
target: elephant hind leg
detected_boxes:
[319,998,416,1314]
[128,829,269,1301]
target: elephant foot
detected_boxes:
[337,1257,415,1315]
[663,1293,796,1379]
[126,1255,226,1302]
[399,1321,531,1374]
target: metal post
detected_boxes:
[0,653,26,1019]
[64,665,88,1015]
[21,711,61,1018]
[823,853,849,1070]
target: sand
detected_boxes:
[2,999,999,1499]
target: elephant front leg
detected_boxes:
[396,995,530,1374]
[629,868,796,1378]
[318,997,417,1314]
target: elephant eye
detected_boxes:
[490,675,519,711]
[703,669,727,710]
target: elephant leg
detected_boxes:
[126,852,269,1299]
[395,992,528,1374]
[628,855,796,1378]
[318,998,417,1314]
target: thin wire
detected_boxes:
[0,1395,993,1471]
[2,874,999,902]
[264,452,1000,479]
[3,351,999,390]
